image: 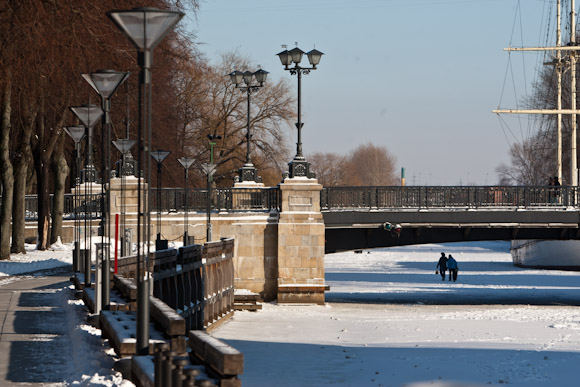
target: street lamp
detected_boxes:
[113,138,136,258]
[228,68,268,183]
[108,6,184,355]
[151,150,170,250]
[202,135,221,242]
[70,104,103,183]
[178,157,195,245]
[82,69,129,309]
[70,104,103,292]
[64,125,85,274]
[276,45,324,178]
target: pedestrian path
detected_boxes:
[0,268,75,385]
[0,266,129,386]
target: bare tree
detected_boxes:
[0,72,13,260]
[50,133,69,244]
[496,131,554,186]
[343,143,397,186]
[170,52,293,187]
[309,152,347,187]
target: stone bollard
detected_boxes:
[172,356,189,387]
[154,343,170,387]
[162,351,176,387]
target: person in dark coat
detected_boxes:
[447,254,458,282]
[436,252,447,281]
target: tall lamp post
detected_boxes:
[151,150,170,250]
[70,104,103,183]
[178,157,195,245]
[113,138,136,257]
[228,69,268,183]
[108,6,184,355]
[82,69,129,309]
[202,135,221,242]
[276,45,324,178]
[70,104,103,291]
[64,125,85,273]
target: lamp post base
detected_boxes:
[286,158,316,179]
[236,164,262,183]
[183,232,195,247]
[155,234,168,251]
[81,164,99,183]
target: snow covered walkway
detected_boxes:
[0,267,130,386]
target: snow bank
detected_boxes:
[1,243,73,276]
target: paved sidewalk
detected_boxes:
[0,268,79,386]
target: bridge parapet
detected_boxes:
[322,185,580,210]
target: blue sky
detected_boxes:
[185,0,553,185]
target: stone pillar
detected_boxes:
[108,176,146,247]
[277,178,325,304]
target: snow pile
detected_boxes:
[58,288,134,386]
[0,243,73,276]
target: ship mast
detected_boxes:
[493,0,580,186]
[557,0,562,182]
[571,0,577,185]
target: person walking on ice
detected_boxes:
[447,254,458,282]
[436,252,447,281]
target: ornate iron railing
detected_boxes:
[152,187,280,213]
[24,193,104,221]
[321,186,580,210]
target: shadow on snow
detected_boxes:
[219,339,580,387]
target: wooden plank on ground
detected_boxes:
[188,330,243,376]
[234,294,261,302]
[149,296,186,336]
[131,355,154,387]
[82,288,95,314]
[113,275,137,301]
[234,304,262,311]
[100,311,166,357]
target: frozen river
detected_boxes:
[213,241,580,386]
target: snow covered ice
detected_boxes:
[213,241,580,386]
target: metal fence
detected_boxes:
[17,186,577,219]
[14,187,276,222]
[23,193,104,221]
[321,186,580,210]
[152,187,280,212]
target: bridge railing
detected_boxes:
[321,186,579,209]
[152,187,280,213]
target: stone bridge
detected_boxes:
[22,182,580,304]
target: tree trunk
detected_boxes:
[11,109,36,254]
[35,155,51,250]
[0,73,13,260]
[32,92,67,250]
[11,157,28,253]
[50,133,68,244]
